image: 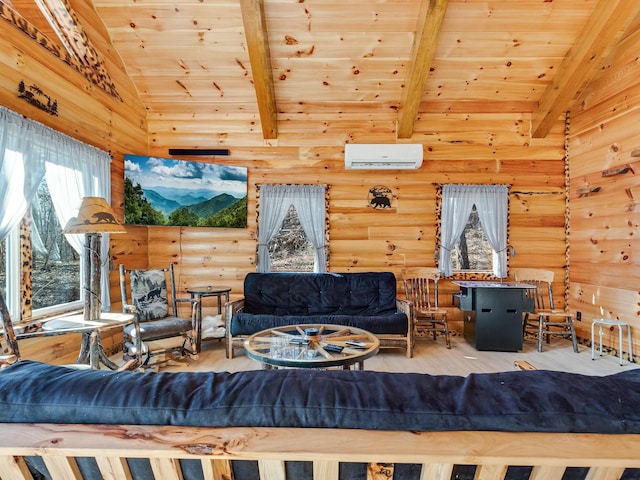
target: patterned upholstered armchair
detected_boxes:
[119,264,199,367]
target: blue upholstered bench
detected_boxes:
[1,361,640,480]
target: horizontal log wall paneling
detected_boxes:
[1,0,598,355]
[0,5,147,155]
[107,116,570,328]
[568,21,640,355]
[0,2,147,360]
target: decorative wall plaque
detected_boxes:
[368,185,393,209]
[18,81,58,116]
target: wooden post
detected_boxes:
[83,232,103,322]
[83,233,92,322]
[90,233,102,321]
[0,292,18,359]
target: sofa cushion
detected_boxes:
[1,361,640,434]
[123,315,192,340]
[230,312,408,336]
[242,272,399,316]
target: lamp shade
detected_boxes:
[63,197,127,234]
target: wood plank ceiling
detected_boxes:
[9,0,640,146]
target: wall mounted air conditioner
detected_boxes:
[344,144,423,169]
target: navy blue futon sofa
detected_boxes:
[225,272,413,358]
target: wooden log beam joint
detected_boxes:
[576,186,601,197]
[602,166,633,177]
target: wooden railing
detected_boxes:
[1,423,639,479]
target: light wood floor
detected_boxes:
[161,333,638,377]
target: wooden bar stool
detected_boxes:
[591,318,634,366]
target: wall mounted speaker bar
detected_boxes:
[168,148,230,156]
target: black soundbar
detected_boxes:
[168,148,230,156]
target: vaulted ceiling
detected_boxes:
[7,0,640,146]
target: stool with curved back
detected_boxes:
[401,267,450,348]
[513,268,578,353]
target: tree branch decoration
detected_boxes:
[1,2,121,102]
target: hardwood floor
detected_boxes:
[162,333,638,377]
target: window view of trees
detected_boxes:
[31,180,81,310]
[0,179,80,315]
[268,205,314,272]
[450,206,493,272]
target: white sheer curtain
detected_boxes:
[257,184,327,273]
[289,185,327,272]
[474,185,509,277]
[0,106,113,308]
[439,185,476,277]
[45,137,112,308]
[439,184,509,277]
[256,185,291,272]
[0,107,47,241]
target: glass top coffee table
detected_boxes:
[244,323,380,370]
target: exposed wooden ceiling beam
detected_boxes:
[240,0,278,140]
[397,0,448,139]
[532,0,640,138]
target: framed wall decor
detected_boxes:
[124,154,247,228]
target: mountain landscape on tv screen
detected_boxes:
[123,154,247,228]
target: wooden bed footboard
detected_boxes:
[1,424,639,480]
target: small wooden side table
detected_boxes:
[187,286,231,352]
[42,312,136,370]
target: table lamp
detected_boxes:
[63,197,126,322]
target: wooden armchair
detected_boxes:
[513,268,578,353]
[401,267,450,348]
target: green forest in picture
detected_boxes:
[124,154,247,228]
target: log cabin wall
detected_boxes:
[0,0,573,350]
[568,23,640,354]
[109,119,569,335]
[3,0,637,362]
[0,0,148,361]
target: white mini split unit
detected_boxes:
[344,143,423,170]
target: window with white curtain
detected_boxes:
[437,184,510,278]
[0,106,112,320]
[256,184,328,273]
[268,204,315,272]
[29,178,81,314]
